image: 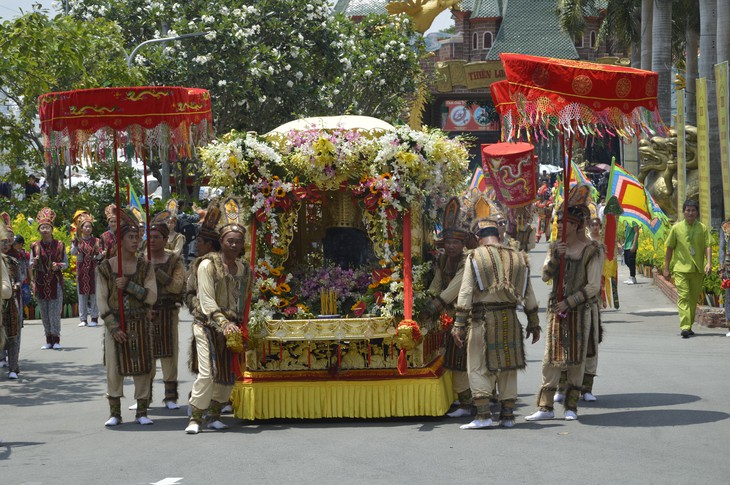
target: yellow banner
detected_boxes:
[435,60,506,92]
[696,78,711,227]
[676,89,686,221]
[716,61,730,220]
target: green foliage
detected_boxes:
[68,0,425,134]
[0,8,144,195]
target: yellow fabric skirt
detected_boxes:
[231,357,454,420]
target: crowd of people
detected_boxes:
[0,181,719,431]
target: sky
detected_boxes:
[1,1,455,32]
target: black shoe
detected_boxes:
[681,330,690,339]
[688,330,695,336]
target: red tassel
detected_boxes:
[337,344,342,367]
[397,349,408,375]
[367,342,371,366]
[261,341,266,366]
[279,341,283,361]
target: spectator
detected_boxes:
[24,175,41,199]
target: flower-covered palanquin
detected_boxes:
[200,116,470,419]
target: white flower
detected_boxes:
[286,80,294,88]
[204,31,217,41]
[218,80,227,86]
[259,96,267,103]
[364,70,373,77]
[295,71,303,80]
[202,15,215,24]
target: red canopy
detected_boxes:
[490,80,518,141]
[499,53,665,140]
[38,86,213,164]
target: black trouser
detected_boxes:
[623,249,636,277]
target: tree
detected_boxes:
[0,8,141,197]
[68,1,424,203]
[652,0,672,124]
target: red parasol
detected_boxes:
[498,53,665,307]
[489,80,518,142]
[37,86,214,331]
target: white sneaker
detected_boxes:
[165,401,180,410]
[8,372,18,379]
[136,416,154,425]
[104,416,121,427]
[52,343,62,350]
[41,343,52,350]
[129,403,138,410]
[447,407,472,418]
[87,321,98,327]
[582,392,597,402]
[459,418,493,429]
[553,392,565,403]
[565,410,578,420]
[624,277,636,285]
[207,420,229,431]
[185,422,200,434]
[525,410,555,421]
[0,359,7,368]
[500,419,515,428]
[221,404,233,414]
[726,331,730,337]
[78,322,87,327]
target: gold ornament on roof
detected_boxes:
[385,0,462,34]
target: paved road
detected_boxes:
[2,241,729,484]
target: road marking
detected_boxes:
[151,479,183,485]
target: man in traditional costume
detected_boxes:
[30,208,68,350]
[163,200,185,258]
[100,204,118,260]
[526,188,602,422]
[70,210,103,327]
[97,207,157,426]
[452,197,541,429]
[534,183,553,243]
[508,206,536,252]
[186,197,252,434]
[423,197,475,418]
[1,215,22,378]
[663,199,711,338]
[719,218,730,337]
[148,210,187,409]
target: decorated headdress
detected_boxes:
[165,199,179,219]
[118,206,142,235]
[199,198,222,242]
[467,190,505,236]
[556,183,592,225]
[0,219,9,242]
[219,196,246,238]
[441,197,470,242]
[73,210,94,230]
[149,210,172,239]
[104,204,117,222]
[36,207,56,228]
[0,212,13,234]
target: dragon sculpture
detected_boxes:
[638,126,698,220]
[385,0,462,33]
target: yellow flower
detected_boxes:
[278,283,291,293]
[395,151,419,168]
[271,247,286,256]
[275,187,286,198]
[379,276,392,285]
[270,266,284,277]
[313,137,335,155]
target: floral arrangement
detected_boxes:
[200,122,470,331]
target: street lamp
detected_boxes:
[125,31,209,198]
[126,31,209,70]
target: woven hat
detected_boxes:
[149,210,171,239]
[36,207,56,228]
[555,183,592,225]
[117,206,141,235]
[104,204,117,222]
[218,196,246,238]
[467,189,505,235]
[197,197,221,242]
[165,199,179,219]
[440,197,470,242]
[0,212,12,234]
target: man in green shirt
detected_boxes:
[663,199,711,338]
[623,221,640,284]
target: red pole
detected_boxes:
[556,128,574,306]
[142,152,151,260]
[113,142,125,333]
[402,210,413,320]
